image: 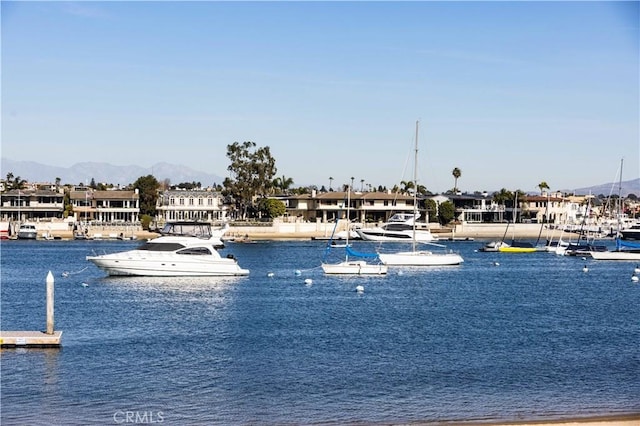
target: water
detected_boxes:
[2,239,639,425]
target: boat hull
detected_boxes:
[589,250,640,261]
[17,231,37,240]
[379,251,463,266]
[355,229,437,243]
[498,246,538,253]
[322,261,387,275]
[86,253,249,277]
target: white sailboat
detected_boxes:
[321,186,388,275]
[377,121,464,267]
[590,159,640,261]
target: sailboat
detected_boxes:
[590,159,640,261]
[377,121,464,267]
[321,186,388,275]
[497,192,538,253]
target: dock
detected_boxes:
[1,271,62,348]
[0,330,63,347]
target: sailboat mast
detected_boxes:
[413,120,419,252]
[345,185,351,261]
[617,158,623,237]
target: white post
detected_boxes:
[46,271,54,335]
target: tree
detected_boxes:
[225,141,277,219]
[258,198,286,219]
[400,180,415,195]
[452,167,462,192]
[437,201,456,225]
[132,175,160,218]
[424,198,437,222]
[492,188,513,206]
[538,181,550,195]
[272,175,294,194]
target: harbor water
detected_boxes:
[1,239,639,425]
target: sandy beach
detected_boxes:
[449,414,640,426]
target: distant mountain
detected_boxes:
[1,157,639,196]
[0,158,225,187]
[571,178,640,198]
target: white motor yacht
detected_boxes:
[87,222,248,277]
[355,213,437,242]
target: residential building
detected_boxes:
[69,187,139,223]
[0,188,64,222]
[155,189,227,224]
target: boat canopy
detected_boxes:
[346,246,379,259]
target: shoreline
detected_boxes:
[13,228,608,242]
[434,413,640,426]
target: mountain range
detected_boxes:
[1,157,639,196]
[1,158,225,188]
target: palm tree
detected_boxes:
[452,167,462,192]
[329,177,334,191]
[360,179,365,191]
[538,181,550,195]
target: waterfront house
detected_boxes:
[155,189,228,224]
[69,187,139,224]
[0,188,64,222]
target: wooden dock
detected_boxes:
[0,331,63,347]
[1,271,62,348]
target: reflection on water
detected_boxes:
[98,275,246,293]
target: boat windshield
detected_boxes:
[160,222,212,238]
[137,242,185,252]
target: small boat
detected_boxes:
[355,212,438,242]
[479,240,510,252]
[322,187,387,275]
[86,221,248,277]
[17,223,37,240]
[498,241,539,253]
[376,121,463,267]
[590,239,640,261]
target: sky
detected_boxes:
[1,1,638,194]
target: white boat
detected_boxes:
[17,223,37,239]
[620,223,640,241]
[590,239,640,261]
[86,221,248,277]
[479,240,509,252]
[355,212,438,242]
[376,121,463,267]
[321,187,388,275]
[322,258,388,275]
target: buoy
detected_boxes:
[267,272,274,278]
[581,257,587,261]
[493,262,500,266]
[294,270,302,276]
[634,265,640,275]
[632,275,639,282]
[582,265,589,273]
[355,285,364,293]
[81,282,89,287]
[304,278,313,285]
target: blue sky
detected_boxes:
[2,1,638,193]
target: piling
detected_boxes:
[46,271,54,334]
